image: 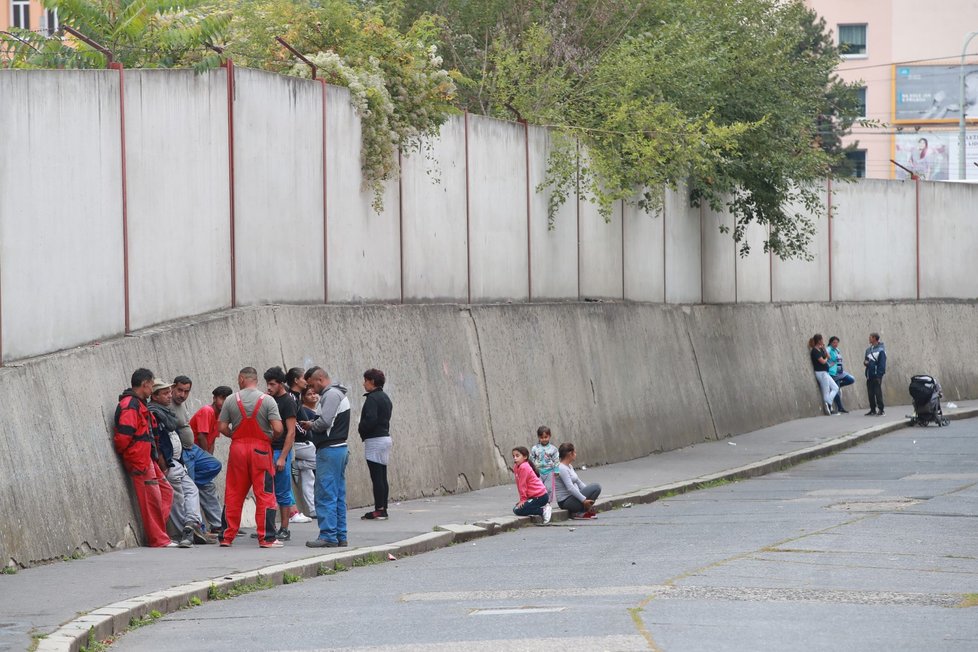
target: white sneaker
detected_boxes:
[542,503,552,524]
[289,512,312,524]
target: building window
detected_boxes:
[855,87,867,118]
[11,0,31,29]
[845,150,866,178]
[42,8,59,36]
[839,24,867,57]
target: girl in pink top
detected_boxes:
[511,446,552,524]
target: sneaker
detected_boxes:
[305,539,338,548]
[219,541,232,548]
[337,540,348,547]
[877,411,885,416]
[164,541,180,548]
[839,408,849,414]
[569,512,587,520]
[361,510,389,520]
[277,528,291,542]
[178,526,194,548]
[289,512,312,524]
[582,511,598,519]
[192,525,216,545]
[259,540,284,548]
[865,410,877,416]
[542,504,552,524]
[823,402,832,416]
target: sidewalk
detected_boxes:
[5,402,977,652]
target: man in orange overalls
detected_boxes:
[113,368,176,547]
[217,367,283,547]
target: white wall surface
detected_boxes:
[233,68,325,305]
[919,181,978,298]
[125,70,232,329]
[4,69,978,363]
[831,178,916,301]
[735,220,773,303]
[400,116,468,301]
[325,85,401,303]
[772,184,830,302]
[623,199,665,302]
[527,126,578,300]
[664,186,702,303]
[579,198,623,299]
[467,115,528,302]
[0,71,125,361]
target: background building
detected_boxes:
[807,0,978,180]
[1,0,57,35]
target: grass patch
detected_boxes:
[352,553,385,568]
[27,632,46,652]
[79,627,112,652]
[208,575,274,600]
[61,549,87,563]
[696,478,732,490]
[1,565,17,575]
[958,593,978,608]
[283,572,302,585]
[317,563,336,576]
[128,610,162,629]
[334,562,348,572]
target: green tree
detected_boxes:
[0,0,230,69]
[399,0,861,259]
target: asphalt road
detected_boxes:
[114,421,978,651]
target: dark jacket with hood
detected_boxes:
[358,388,392,441]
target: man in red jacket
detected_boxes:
[113,368,176,548]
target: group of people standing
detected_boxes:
[809,332,888,416]
[510,426,603,524]
[112,365,393,550]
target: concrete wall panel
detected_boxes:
[325,85,401,303]
[919,181,978,298]
[126,70,231,329]
[401,117,467,301]
[830,179,916,301]
[664,186,702,303]
[623,200,665,302]
[527,126,578,300]
[772,185,830,302]
[0,71,125,360]
[736,219,772,302]
[467,115,528,301]
[702,204,736,303]
[579,199,623,300]
[233,68,325,305]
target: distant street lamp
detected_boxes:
[959,31,978,180]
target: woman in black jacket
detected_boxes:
[359,368,393,520]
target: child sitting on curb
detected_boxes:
[511,447,552,524]
[556,442,601,519]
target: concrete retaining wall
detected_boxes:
[2,300,977,568]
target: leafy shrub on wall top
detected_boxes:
[223,1,458,212]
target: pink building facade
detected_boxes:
[806,0,978,180]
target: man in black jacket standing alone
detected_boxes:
[358,368,393,521]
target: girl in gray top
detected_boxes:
[555,442,601,519]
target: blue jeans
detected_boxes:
[182,445,222,485]
[315,445,349,543]
[513,494,549,517]
[272,449,295,507]
[832,373,855,411]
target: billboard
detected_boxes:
[894,65,978,123]
[894,131,978,181]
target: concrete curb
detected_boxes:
[38,410,978,652]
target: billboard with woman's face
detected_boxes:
[895,133,950,180]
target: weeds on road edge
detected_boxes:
[208,574,274,600]
[958,593,978,608]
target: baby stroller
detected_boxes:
[908,375,949,426]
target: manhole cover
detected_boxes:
[826,498,922,511]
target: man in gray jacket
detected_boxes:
[299,367,350,548]
[864,332,888,416]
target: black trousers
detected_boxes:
[366,460,389,511]
[867,377,884,412]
